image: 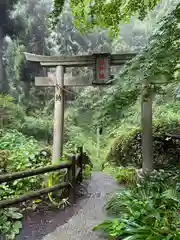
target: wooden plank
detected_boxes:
[40,61,94,67]
[111,60,134,66]
[0,182,70,208]
[64,76,92,86]
[35,74,92,86]
[0,161,71,184]
[40,59,134,67]
[48,72,91,85]
[35,77,55,86]
[111,53,137,60]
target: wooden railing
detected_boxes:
[0,148,84,208]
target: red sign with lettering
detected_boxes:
[99,58,105,79]
[100,59,105,65]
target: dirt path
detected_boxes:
[42,171,119,240]
[17,171,118,240]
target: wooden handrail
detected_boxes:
[0,161,71,184]
[0,182,69,208]
[0,150,86,208]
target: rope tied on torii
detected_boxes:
[54,83,73,100]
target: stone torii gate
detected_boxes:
[24,52,153,169]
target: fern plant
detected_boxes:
[93,169,180,239]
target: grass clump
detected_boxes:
[103,163,137,185]
[93,168,180,239]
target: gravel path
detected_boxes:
[42,171,119,240]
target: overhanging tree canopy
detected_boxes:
[50,0,161,35]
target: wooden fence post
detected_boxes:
[96,127,100,158]
[78,146,83,183]
[68,156,76,204]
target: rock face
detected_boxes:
[42,172,119,240]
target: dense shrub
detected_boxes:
[0,95,25,129]
[0,95,54,143]
[106,118,180,168]
[0,130,51,239]
[20,116,53,142]
[0,129,50,188]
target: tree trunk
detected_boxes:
[141,93,153,173]
[0,27,9,94]
[24,81,30,100]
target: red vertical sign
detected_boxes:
[94,54,110,84]
[99,58,105,79]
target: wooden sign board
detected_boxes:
[35,73,92,87]
[93,53,110,85]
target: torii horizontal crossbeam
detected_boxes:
[24,52,137,67]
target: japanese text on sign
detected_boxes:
[99,59,105,79]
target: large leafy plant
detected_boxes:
[0,208,23,240]
[93,169,180,239]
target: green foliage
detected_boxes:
[3,1,180,238]
[0,95,54,143]
[0,129,50,189]
[20,116,53,142]
[93,168,180,239]
[0,150,9,173]
[0,94,25,129]
[116,168,136,186]
[49,0,66,27]
[0,208,23,240]
[107,117,180,168]
[65,2,180,134]
[0,125,85,238]
[83,165,93,179]
[13,44,26,82]
[103,163,137,185]
[92,2,180,126]
[0,129,51,239]
[50,0,161,36]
